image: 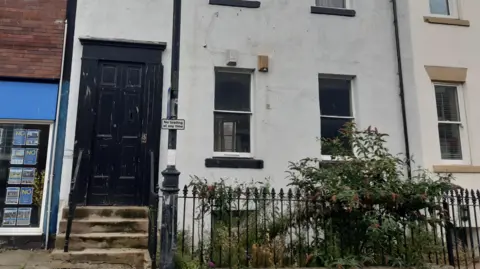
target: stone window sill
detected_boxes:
[424,16,470,27]
[209,0,260,8]
[433,165,480,173]
[205,157,264,169]
[310,6,356,17]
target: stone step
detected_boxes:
[59,218,149,233]
[55,233,148,251]
[51,248,151,269]
[62,206,149,220]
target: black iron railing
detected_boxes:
[148,150,159,268]
[63,149,84,252]
[174,186,480,269]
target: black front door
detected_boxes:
[88,62,146,205]
[73,39,165,206]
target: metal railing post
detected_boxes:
[63,149,83,252]
[159,167,180,269]
[148,151,160,268]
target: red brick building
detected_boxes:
[0,0,66,79]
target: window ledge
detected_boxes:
[433,165,480,173]
[310,6,356,17]
[205,157,264,169]
[209,0,260,8]
[424,16,470,27]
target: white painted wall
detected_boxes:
[58,0,173,223]
[59,0,409,219]
[398,0,480,189]
[174,0,405,187]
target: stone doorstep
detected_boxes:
[55,233,149,251]
[48,261,138,269]
[58,218,149,233]
[62,206,149,220]
[51,248,149,269]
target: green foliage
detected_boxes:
[187,178,287,268]
[287,123,456,267]
[33,171,45,207]
[181,123,458,269]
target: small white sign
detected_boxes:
[161,119,185,130]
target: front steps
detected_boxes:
[51,206,152,269]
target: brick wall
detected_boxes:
[0,0,67,79]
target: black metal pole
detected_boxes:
[159,0,182,268]
[391,0,412,179]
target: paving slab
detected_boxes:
[0,249,135,268]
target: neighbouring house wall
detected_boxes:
[0,0,65,244]
[399,0,480,189]
[0,0,66,79]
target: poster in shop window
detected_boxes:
[21,168,35,185]
[12,129,26,146]
[23,149,38,165]
[10,148,25,165]
[2,208,18,226]
[19,187,33,205]
[26,130,40,146]
[5,187,20,205]
[8,168,22,185]
[0,128,4,146]
[16,208,32,226]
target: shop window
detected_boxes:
[0,123,51,228]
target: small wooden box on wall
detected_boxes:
[258,55,269,72]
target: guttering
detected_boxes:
[44,19,68,249]
[392,0,412,179]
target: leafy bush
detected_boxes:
[287,123,455,268]
[178,123,457,269]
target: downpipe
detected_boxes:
[44,19,68,249]
[391,0,412,179]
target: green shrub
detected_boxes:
[180,123,457,269]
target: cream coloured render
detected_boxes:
[396,0,480,188]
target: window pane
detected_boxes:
[319,78,351,117]
[435,85,460,122]
[430,0,450,15]
[321,117,352,155]
[438,123,462,160]
[0,123,50,228]
[215,71,251,112]
[316,0,345,8]
[214,113,250,152]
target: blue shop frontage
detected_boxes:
[0,80,59,248]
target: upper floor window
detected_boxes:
[434,84,468,162]
[315,0,346,9]
[213,69,253,158]
[429,0,457,17]
[319,76,354,158]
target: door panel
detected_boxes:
[86,61,145,206]
[74,41,164,207]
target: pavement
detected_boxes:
[0,249,134,269]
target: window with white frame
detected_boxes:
[213,69,252,157]
[434,84,466,160]
[429,0,457,17]
[315,0,346,8]
[319,77,354,157]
